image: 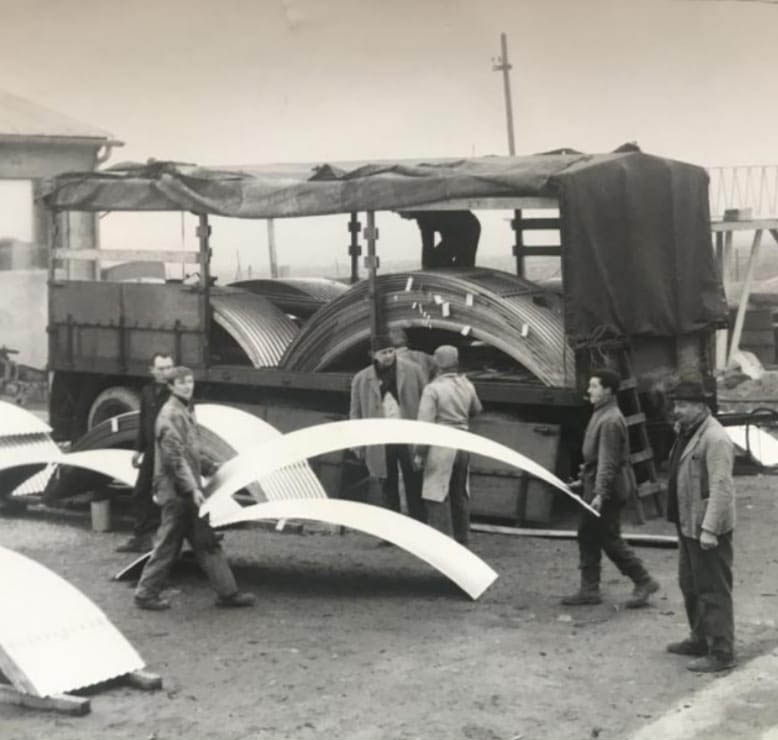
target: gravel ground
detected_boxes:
[1,470,778,740]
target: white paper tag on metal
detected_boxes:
[521,323,530,338]
[461,325,471,336]
[111,417,119,434]
[405,277,414,292]
[465,293,474,307]
[433,294,443,305]
[442,302,451,318]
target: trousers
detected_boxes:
[376,444,425,522]
[678,530,735,658]
[577,500,651,586]
[132,454,160,538]
[135,496,237,600]
[424,450,471,545]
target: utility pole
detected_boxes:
[267,218,278,277]
[492,32,516,155]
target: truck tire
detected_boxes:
[87,386,141,429]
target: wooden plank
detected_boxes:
[728,229,764,367]
[124,670,163,691]
[618,377,638,391]
[637,480,665,497]
[711,219,778,232]
[470,523,678,547]
[406,196,558,212]
[513,246,562,257]
[518,217,560,230]
[625,412,647,427]
[53,248,200,263]
[629,449,655,464]
[0,685,90,715]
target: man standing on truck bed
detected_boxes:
[400,210,481,269]
[116,352,174,553]
[134,366,255,610]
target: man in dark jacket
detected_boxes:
[665,380,736,673]
[562,369,659,608]
[401,210,481,269]
[133,366,255,610]
[116,352,174,553]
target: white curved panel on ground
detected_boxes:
[0,545,144,697]
[202,418,596,517]
[209,498,498,600]
[0,448,137,488]
[0,401,51,437]
[196,403,327,501]
[0,434,59,497]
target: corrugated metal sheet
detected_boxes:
[0,545,144,697]
[202,418,597,523]
[281,268,574,387]
[194,404,326,502]
[46,406,326,503]
[208,498,498,600]
[210,288,299,368]
[0,434,59,497]
[0,401,51,437]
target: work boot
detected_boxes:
[560,586,602,606]
[624,577,660,608]
[215,591,256,608]
[134,594,171,611]
[687,653,736,673]
[666,638,708,656]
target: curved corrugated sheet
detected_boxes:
[0,545,144,697]
[210,288,299,367]
[195,404,326,502]
[44,406,325,504]
[281,268,574,387]
[229,277,348,318]
[0,434,58,497]
[0,400,51,436]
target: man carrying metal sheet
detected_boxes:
[413,345,482,545]
[349,334,427,522]
[116,352,174,553]
[134,366,255,610]
[664,379,736,673]
[562,369,660,608]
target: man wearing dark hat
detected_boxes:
[665,379,736,672]
[562,368,660,608]
[414,345,482,545]
[388,326,436,384]
[349,334,427,521]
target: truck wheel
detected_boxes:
[87,386,141,429]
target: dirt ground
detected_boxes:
[2,471,778,740]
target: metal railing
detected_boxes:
[707,165,778,219]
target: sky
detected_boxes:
[1,0,778,278]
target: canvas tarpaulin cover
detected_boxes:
[42,151,727,339]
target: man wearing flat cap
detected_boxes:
[414,345,482,544]
[349,333,427,521]
[665,379,736,673]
